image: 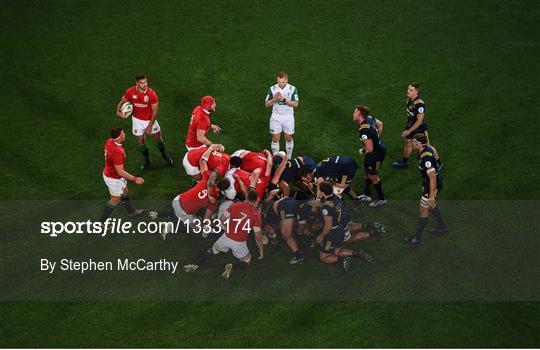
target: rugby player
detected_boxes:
[261,197,305,264]
[182,143,229,181]
[315,181,373,271]
[183,189,263,279]
[230,149,268,173]
[265,71,299,157]
[272,153,316,199]
[405,133,448,246]
[297,186,385,244]
[148,147,230,238]
[185,96,222,151]
[392,82,428,169]
[220,150,274,201]
[354,105,387,207]
[101,127,144,222]
[116,74,173,170]
[299,155,359,199]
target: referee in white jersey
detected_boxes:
[265,71,299,157]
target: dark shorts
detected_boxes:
[320,229,346,253]
[277,198,298,221]
[302,156,317,169]
[364,148,386,175]
[406,123,428,139]
[334,157,358,185]
[297,200,321,223]
[422,175,444,196]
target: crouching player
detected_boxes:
[101,127,145,223]
[261,197,305,264]
[297,189,385,247]
[183,189,263,279]
[315,181,373,271]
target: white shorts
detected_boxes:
[420,195,430,208]
[182,153,200,176]
[221,169,238,200]
[212,234,250,259]
[132,116,161,136]
[103,174,127,197]
[231,149,246,158]
[217,200,234,221]
[269,113,295,135]
[172,195,195,223]
[185,144,207,152]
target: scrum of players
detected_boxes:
[101,73,448,279]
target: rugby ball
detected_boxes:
[120,101,133,119]
[273,151,287,158]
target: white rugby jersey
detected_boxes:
[265,83,299,116]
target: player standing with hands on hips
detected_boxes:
[116,74,173,171]
[265,71,299,157]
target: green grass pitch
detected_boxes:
[1,0,539,347]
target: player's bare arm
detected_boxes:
[206,170,219,203]
[263,151,274,177]
[116,96,128,118]
[265,93,279,108]
[375,118,383,136]
[144,103,158,134]
[271,155,288,184]
[316,215,333,244]
[278,181,290,197]
[253,227,264,259]
[427,169,437,205]
[402,113,424,137]
[113,164,144,185]
[249,168,262,188]
[203,207,216,221]
[199,147,212,173]
[362,138,374,153]
[266,187,282,200]
[234,173,249,198]
[196,128,213,146]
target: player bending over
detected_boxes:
[260,197,305,264]
[230,149,269,173]
[299,155,359,200]
[182,143,229,181]
[183,189,264,279]
[272,153,316,199]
